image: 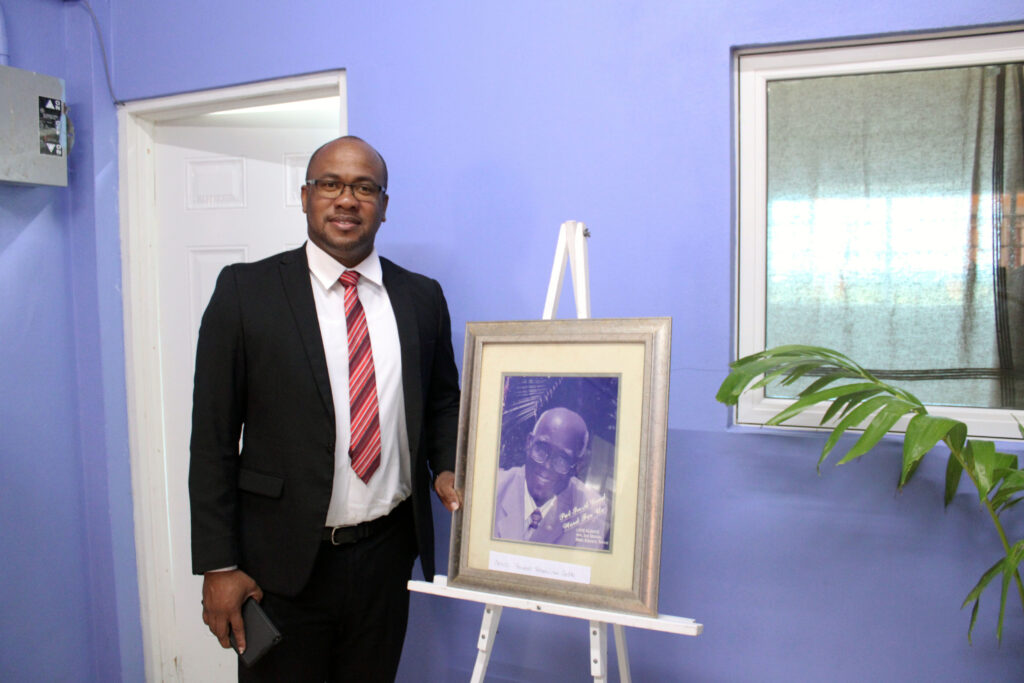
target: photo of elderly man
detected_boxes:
[491,375,617,551]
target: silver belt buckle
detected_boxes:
[329,526,345,546]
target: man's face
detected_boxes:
[301,138,389,267]
[524,434,578,506]
[523,408,588,506]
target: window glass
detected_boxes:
[765,64,1024,407]
[736,31,1024,437]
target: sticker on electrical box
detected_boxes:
[38,97,64,156]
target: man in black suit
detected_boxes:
[189,136,461,681]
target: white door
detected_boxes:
[152,104,340,682]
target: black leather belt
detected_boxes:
[322,498,409,546]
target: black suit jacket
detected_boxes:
[189,245,460,596]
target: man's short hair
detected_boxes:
[305,135,389,190]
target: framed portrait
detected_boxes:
[447,318,671,615]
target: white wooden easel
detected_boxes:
[408,221,702,681]
[542,219,591,320]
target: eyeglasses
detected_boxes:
[305,178,385,201]
[527,441,579,475]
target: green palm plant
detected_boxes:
[716,344,1024,643]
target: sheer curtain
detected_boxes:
[995,65,1024,406]
[765,63,1024,408]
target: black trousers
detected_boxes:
[239,501,417,683]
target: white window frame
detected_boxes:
[734,27,1024,440]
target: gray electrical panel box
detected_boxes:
[1,64,68,187]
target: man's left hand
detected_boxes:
[434,470,461,511]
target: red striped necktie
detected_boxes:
[339,270,381,483]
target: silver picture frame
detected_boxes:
[447,317,671,615]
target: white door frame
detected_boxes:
[117,71,347,681]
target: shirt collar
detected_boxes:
[306,240,384,290]
[523,477,556,519]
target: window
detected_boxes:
[735,28,1024,438]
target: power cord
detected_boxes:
[64,0,122,105]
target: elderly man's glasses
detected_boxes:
[305,178,385,201]
[527,441,578,475]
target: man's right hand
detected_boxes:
[201,569,263,653]
[433,470,462,512]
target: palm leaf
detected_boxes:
[970,443,1017,501]
[817,395,891,467]
[836,398,918,465]
[718,344,1024,643]
[963,556,1005,644]
[800,370,860,398]
[997,542,1024,643]
[944,451,965,507]
[821,388,884,424]
[990,470,1024,513]
[901,415,963,488]
[765,382,881,426]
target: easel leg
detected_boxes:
[589,620,608,681]
[470,604,502,683]
[613,624,631,683]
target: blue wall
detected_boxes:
[0,0,141,681]
[2,1,1022,680]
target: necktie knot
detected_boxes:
[340,270,360,289]
[528,509,543,530]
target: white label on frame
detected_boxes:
[488,551,591,584]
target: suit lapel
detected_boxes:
[494,468,526,539]
[279,246,335,423]
[381,258,423,458]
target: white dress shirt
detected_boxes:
[306,240,411,526]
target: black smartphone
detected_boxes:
[228,597,282,667]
